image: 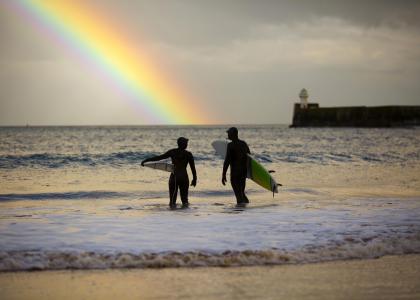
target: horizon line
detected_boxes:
[0,123,290,128]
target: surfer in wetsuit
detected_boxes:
[141,137,197,208]
[222,127,250,205]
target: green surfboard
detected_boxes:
[212,140,279,194]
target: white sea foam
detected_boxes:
[1,232,419,271]
[1,195,419,271]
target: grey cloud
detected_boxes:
[100,0,420,48]
[152,17,420,74]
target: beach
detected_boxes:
[1,254,419,300]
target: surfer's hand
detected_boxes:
[191,178,197,187]
[222,175,227,186]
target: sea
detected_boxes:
[1,125,420,271]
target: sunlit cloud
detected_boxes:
[155,17,420,74]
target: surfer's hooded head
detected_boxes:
[177,137,189,150]
[226,127,238,140]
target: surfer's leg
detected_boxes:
[231,177,243,204]
[240,176,249,203]
[231,176,248,204]
[179,182,188,205]
[179,178,189,206]
[169,174,177,206]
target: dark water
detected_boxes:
[1,125,419,169]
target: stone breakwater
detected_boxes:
[291,104,420,127]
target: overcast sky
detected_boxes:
[1,0,420,125]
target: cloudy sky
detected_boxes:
[1,0,420,125]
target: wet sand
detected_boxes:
[1,254,419,300]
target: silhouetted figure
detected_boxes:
[222,127,250,204]
[141,137,197,208]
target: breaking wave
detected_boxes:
[1,150,418,169]
[0,152,213,169]
[1,233,419,271]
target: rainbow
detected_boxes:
[9,0,210,124]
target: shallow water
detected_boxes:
[1,125,420,270]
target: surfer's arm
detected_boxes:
[245,142,251,154]
[222,145,231,185]
[188,153,197,186]
[141,150,172,166]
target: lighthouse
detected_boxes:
[299,88,309,109]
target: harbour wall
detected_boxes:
[291,104,420,127]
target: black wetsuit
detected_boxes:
[223,139,250,204]
[154,148,196,206]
